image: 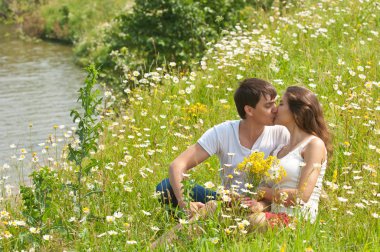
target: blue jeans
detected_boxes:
[156,178,217,207]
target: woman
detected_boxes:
[246,86,331,228]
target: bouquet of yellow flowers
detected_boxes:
[237,151,286,190]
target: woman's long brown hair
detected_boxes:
[285,86,331,153]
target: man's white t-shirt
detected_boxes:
[197,120,290,193]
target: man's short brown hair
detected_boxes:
[234,78,277,119]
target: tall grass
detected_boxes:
[0,0,379,251]
[23,0,134,42]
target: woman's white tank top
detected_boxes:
[270,136,327,223]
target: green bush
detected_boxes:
[113,0,212,65]
[38,0,131,42]
[115,0,247,64]
[75,0,248,92]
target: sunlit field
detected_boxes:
[0,0,379,251]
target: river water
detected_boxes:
[0,24,84,182]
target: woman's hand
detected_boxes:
[241,197,269,213]
[257,187,273,201]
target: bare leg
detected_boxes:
[150,201,218,250]
[248,212,268,233]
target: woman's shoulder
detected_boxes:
[307,136,325,149]
[301,136,327,159]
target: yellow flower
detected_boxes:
[237,152,284,185]
[332,169,338,183]
[183,103,208,118]
[3,230,12,238]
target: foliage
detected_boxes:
[20,167,59,228]
[111,0,247,65]
[0,0,41,21]
[18,167,63,249]
[68,64,103,218]
[76,0,248,91]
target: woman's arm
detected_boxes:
[259,138,326,206]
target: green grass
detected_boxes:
[39,0,134,42]
[0,0,379,251]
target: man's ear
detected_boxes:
[244,105,255,117]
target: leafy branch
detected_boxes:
[68,64,103,219]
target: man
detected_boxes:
[156,78,290,214]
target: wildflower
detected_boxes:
[338,197,348,202]
[108,230,118,235]
[113,211,123,219]
[204,181,215,189]
[127,240,137,245]
[369,144,376,150]
[346,210,354,216]
[225,228,232,235]
[222,194,232,202]
[342,185,352,190]
[172,77,179,83]
[372,213,379,219]
[355,203,366,209]
[43,234,52,241]
[104,91,112,97]
[179,219,189,224]
[210,237,219,244]
[3,231,12,238]
[106,216,116,222]
[151,226,160,231]
[0,210,10,219]
[142,210,151,216]
[29,227,40,234]
[97,232,107,238]
[82,207,90,214]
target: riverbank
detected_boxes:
[1,0,134,43]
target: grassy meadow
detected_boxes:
[0,0,379,251]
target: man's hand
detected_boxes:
[169,144,210,213]
[183,201,205,218]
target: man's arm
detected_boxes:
[169,143,210,209]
